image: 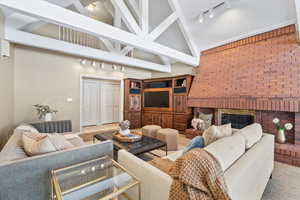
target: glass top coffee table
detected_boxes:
[93,131,167,157]
[51,156,140,200]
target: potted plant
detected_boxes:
[272,118,293,143]
[33,104,58,121]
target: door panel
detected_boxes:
[82,79,99,126]
[161,114,173,128]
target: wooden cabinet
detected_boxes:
[161,114,173,128]
[174,95,187,113]
[125,75,193,132]
[142,112,173,128]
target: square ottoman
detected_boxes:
[157,128,179,151]
[142,125,162,138]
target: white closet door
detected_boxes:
[82,79,99,126]
[112,84,120,122]
[101,81,120,124]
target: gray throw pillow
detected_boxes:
[199,113,213,130]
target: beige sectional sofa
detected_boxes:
[118,123,275,200]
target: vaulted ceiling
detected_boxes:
[0,0,298,72]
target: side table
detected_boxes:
[185,129,204,139]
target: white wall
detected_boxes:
[14,45,152,131]
[0,9,14,149]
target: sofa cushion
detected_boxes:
[204,133,246,171]
[238,123,263,149]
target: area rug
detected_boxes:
[262,162,300,200]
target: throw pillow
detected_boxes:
[202,125,221,146]
[64,134,85,147]
[22,132,74,156]
[199,113,213,130]
[182,136,205,154]
[15,123,39,133]
[202,124,233,146]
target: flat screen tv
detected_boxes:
[144,91,170,108]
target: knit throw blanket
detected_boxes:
[169,148,231,200]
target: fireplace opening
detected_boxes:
[221,114,254,129]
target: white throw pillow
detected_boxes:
[203,124,232,146]
[237,123,263,149]
[15,123,39,133]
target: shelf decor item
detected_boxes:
[272,118,293,144]
[33,104,58,121]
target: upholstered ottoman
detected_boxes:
[142,125,162,138]
[157,128,179,151]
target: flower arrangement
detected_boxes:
[33,104,58,120]
[272,118,293,131]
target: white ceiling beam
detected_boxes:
[113,7,122,51]
[20,0,76,32]
[125,0,139,20]
[295,0,300,43]
[98,37,117,52]
[140,0,149,34]
[73,0,89,16]
[168,0,199,58]
[0,0,198,65]
[6,29,171,72]
[111,0,142,35]
[149,12,178,41]
[5,13,38,30]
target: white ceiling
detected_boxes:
[178,0,297,51]
[1,0,298,68]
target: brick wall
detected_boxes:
[188,25,300,112]
[189,25,300,166]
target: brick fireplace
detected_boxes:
[188,25,300,167]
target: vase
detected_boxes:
[277,129,286,144]
[44,113,53,122]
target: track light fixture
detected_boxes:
[209,9,214,18]
[121,66,125,72]
[112,64,117,70]
[91,61,97,67]
[100,62,104,69]
[80,59,87,65]
[198,14,204,23]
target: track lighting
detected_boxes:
[100,62,104,69]
[209,9,214,18]
[91,61,97,67]
[121,66,125,72]
[112,64,117,70]
[80,59,87,65]
[198,14,204,23]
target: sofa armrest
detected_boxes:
[118,150,172,200]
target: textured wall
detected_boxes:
[188,25,300,112]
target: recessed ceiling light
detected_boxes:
[198,14,204,23]
[209,9,214,18]
[87,3,96,11]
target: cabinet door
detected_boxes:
[142,112,153,126]
[174,95,187,113]
[152,113,162,126]
[161,114,173,128]
[129,112,141,129]
[129,95,141,111]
